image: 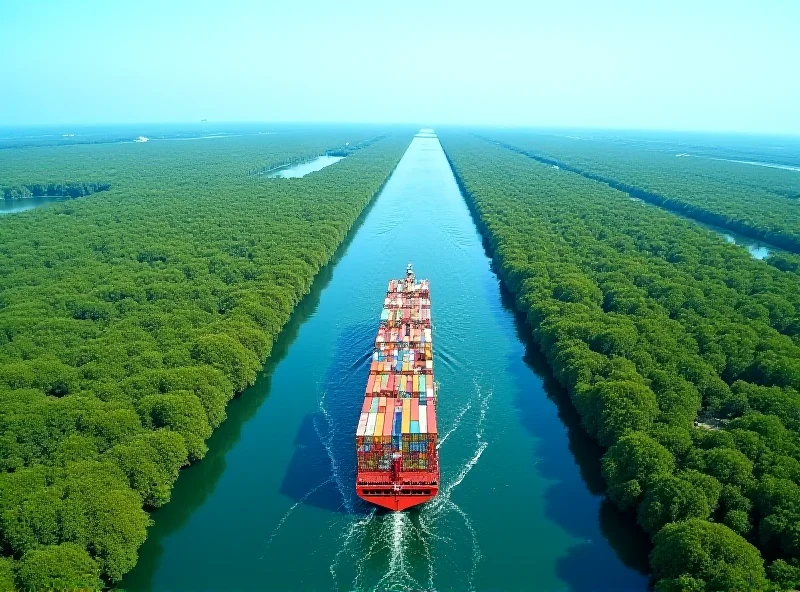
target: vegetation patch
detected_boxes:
[2,181,111,200]
[0,129,409,587]
[483,132,800,253]
[441,132,800,591]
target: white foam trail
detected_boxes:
[373,512,424,591]
[438,399,471,449]
[433,383,492,511]
[475,380,493,439]
[260,477,334,556]
[313,389,356,513]
[332,510,442,592]
[420,382,492,589]
[330,510,375,590]
[429,439,489,518]
[449,498,482,589]
[417,511,443,589]
[421,437,487,591]
[325,377,494,590]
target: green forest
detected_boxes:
[481,132,800,253]
[440,132,800,592]
[0,129,409,589]
[2,182,112,200]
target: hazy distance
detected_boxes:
[1,0,798,134]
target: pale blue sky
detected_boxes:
[1,0,798,133]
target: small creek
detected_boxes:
[267,155,346,178]
[0,196,70,215]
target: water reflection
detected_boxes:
[697,221,774,260]
[719,232,771,259]
[267,155,345,178]
[0,196,69,215]
[497,280,652,591]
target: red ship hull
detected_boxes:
[357,472,439,511]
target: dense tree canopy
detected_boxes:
[0,128,409,586]
[2,181,111,200]
[483,132,800,252]
[440,132,800,590]
[651,519,767,592]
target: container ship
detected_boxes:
[355,264,439,511]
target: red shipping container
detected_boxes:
[362,397,372,414]
[427,403,437,434]
[411,398,419,422]
[366,374,376,394]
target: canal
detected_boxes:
[122,134,651,591]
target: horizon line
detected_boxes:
[1,120,799,139]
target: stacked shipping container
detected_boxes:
[355,266,439,511]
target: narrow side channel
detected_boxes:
[483,136,799,255]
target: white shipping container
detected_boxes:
[419,405,428,433]
[366,412,377,435]
[357,412,369,436]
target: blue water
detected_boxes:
[268,155,346,178]
[0,196,69,215]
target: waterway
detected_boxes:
[630,198,776,260]
[711,158,800,173]
[122,135,650,591]
[0,196,69,215]
[267,155,345,178]
[705,225,772,260]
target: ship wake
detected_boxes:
[334,381,493,590]
[314,388,359,514]
[310,365,493,590]
[260,476,335,556]
[422,380,492,590]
